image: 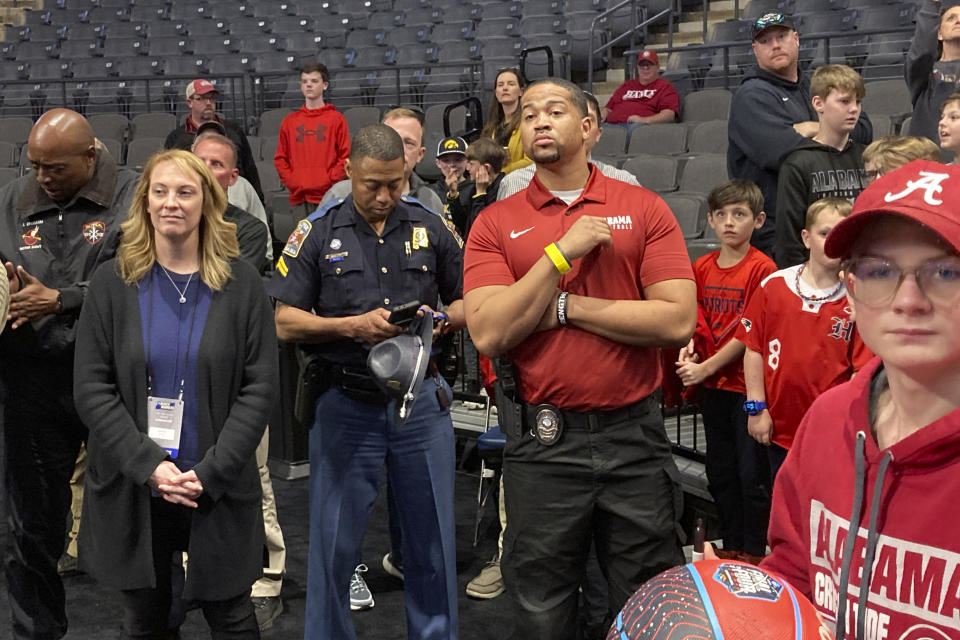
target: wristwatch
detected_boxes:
[743,400,767,416]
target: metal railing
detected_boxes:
[587,0,676,92]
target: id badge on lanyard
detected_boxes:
[147,395,184,459]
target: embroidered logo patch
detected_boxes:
[21,225,41,249]
[82,221,105,245]
[283,220,312,258]
[444,219,464,249]
[411,226,429,250]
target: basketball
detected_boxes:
[608,560,832,640]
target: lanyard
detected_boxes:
[145,267,200,400]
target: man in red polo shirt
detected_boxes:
[463,77,697,638]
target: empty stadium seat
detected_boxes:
[131,113,176,140]
[682,89,732,122]
[591,125,628,157]
[0,167,20,185]
[476,18,521,40]
[677,153,728,194]
[431,22,475,44]
[0,118,38,145]
[125,136,165,168]
[478,2,522,20]
[862,78,912,119]
[0,141,17,167]
[343,106,381,133]
[662,192,708,239]
[89,113,130,142]
[687,120,729,155]
[258,108,290,138]
[256,159,284,193]
[627,123,688,156]
[622,154,680,193]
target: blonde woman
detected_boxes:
[73,149,277,637]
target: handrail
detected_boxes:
[587,4,675,93]
[443,96,483,140]
[520,44,556,79]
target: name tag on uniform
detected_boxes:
[147,396,184,459]
[411,227,429,250]
[324,251,349,262]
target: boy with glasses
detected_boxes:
[761,159,960,640]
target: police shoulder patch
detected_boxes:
[283,220,312,258]
[444,218,464,249]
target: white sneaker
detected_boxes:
[382,553,404,580]
[349,564,374,610]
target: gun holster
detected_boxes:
[493,355,524,439]
[294,351,333,426]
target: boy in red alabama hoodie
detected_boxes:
[274,61,350,210]
[761,159,960,640]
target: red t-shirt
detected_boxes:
[464,166,694,411]
[692,247,776,393]
[604,77,680,123]
[735,265,873,449]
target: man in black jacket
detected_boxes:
[1,108,138,639]
[727,13,872,257]
[164,79,264,205]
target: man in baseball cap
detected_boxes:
[163,78,264,204]
[601,48,679,129]
[760,158,960,640]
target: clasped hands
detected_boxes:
[149,460,204,508]
[5,262,59,329]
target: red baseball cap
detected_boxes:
[825,159,960,259]
[185,78,219,100]
[637,49,659,66]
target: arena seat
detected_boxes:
[147,36,193,57]
[662,192,708,239]
[281,33,325,56]
[343,106,382,133]
[15,41,58,61]
[741,0,796,19]
[328,70,380,109]
[270,16,313,35]
[130,113,176,140]
[251,2,298,19]
[622,154,681,193]
[0,141,17,167]
[627,123,688,157]
[475,17,521,40]
[346,30,386,51]
[591,124,628,157]
[345,46,393,68]
[312,16,352,48]
[706,19,752,43]
[477,1,522,20]
[687,120,729,155]
[677,153,729,195]
[404,7,443,27]
[0,167,20,185]
[256,159,284,194]
[230,18,271,37]
[260,135,278,163]
[431,22,475,44]
[681,89,732,122]
[124,136,165,169]
[440,4,482,23]
[368,12,402,31]
[862,78,912,120]
[520,15,568,37]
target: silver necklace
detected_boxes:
[159,264,194,304]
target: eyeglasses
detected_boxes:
[190,95,217,103]
[863,168,884,184]
[844,256,960,307]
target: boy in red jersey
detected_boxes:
[760,159,960,640]
[737,197,872,482]
[676,179,777,564]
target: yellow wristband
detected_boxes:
[544,242,571,274]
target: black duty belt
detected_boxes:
[521,394,658,445]
[332,361,440,407]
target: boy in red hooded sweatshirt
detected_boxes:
[760,159,960,639]
[274,61,350,214]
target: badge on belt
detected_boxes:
[532,404,563,446]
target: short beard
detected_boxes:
[531,147,562,164]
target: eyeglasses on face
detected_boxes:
[844,255,960,307]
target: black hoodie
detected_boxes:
[728,67,872,255]
[906,0,960,152]
[774,137,866,268]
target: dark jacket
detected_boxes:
[73,259,278,600]
[164,118,264,204]
[0,146,138,370]
[225,204,270,275]
[774,137,866,268]
[446,173,505,239]
[728,67,872,251]
[906,0,960,152]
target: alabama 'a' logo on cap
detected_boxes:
[884,171,950,206]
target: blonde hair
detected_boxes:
[805,197,852,231]
[861,135,942,174]
[810,64,865,101]
[117,149,239,290]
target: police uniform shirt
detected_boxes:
[267,195,464,368]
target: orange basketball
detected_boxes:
[608,560,833,640]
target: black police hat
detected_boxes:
[367,311,433,425]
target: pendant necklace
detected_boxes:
[794,263,842,303]
[159,264,194,304]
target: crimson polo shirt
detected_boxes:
[464,165,694,411]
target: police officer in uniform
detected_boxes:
[267,124,464,640]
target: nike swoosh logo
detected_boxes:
[510,226,535,239]
[781,96,789,101]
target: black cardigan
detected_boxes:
[73,258,278,599]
